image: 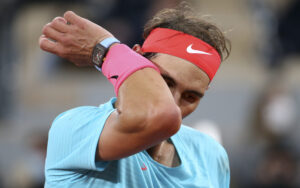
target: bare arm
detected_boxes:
[39,11,182,161]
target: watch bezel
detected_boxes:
[92,43,107,67]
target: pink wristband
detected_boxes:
[102,44,160,95]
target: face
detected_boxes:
[150,53,210,118]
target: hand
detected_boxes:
[39,11,114,66]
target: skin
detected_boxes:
[39,11,210,167]
[138,51,209,167]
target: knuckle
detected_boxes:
[40,41,50,51]
[52,17,65,25]
[50,20,58,28]
[42,24,49,34]
[39,41,46,50]
[39,37,47,49]
[42,23,52,35]
[64,11,74,19]
[52,16,60,22]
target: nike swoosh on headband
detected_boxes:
[141,28,221,80]
[186,44,212,55]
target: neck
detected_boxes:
[147,138,181,167]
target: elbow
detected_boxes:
[148,102,182,138]
[118,101,182,138]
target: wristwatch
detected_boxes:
[92,37,120,68]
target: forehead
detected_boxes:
[151,53,210,92]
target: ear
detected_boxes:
[132,44,144,55]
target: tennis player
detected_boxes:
[39,4,231,188]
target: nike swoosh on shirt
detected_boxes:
[186,44,212,55]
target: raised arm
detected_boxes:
[39,11,182,161]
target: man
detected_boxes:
[40,3,231,188]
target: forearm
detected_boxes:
[116,67,181,133]
[98,67,181,160]
[97,45,182,160]
[103,44,181,137]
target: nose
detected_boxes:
[172,90,181,107]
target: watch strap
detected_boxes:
[92,37,120,71]
[100,37,120,48]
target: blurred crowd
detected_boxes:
[0,0,299,187]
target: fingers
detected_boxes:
[64,11,84,26]
[42,23,64,42]
[39,10,100,66]
[39,35,59,53]
[51,17,69,33]
[53,16,67,24]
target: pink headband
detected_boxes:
[141,28,221,80]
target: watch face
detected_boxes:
[92,44,106,67]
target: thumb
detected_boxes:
[63,11,83,25]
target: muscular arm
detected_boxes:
[39,11,182,161]
[99,67,181,160]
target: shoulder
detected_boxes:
[176,125,230,186]
[53,106,101,122]
[50,98,116,132]
[177,125,222,148]
[46,99,116,175]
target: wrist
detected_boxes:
[101,44,160,96]
[92,37,120,69]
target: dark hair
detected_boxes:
[142,2,231,61]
